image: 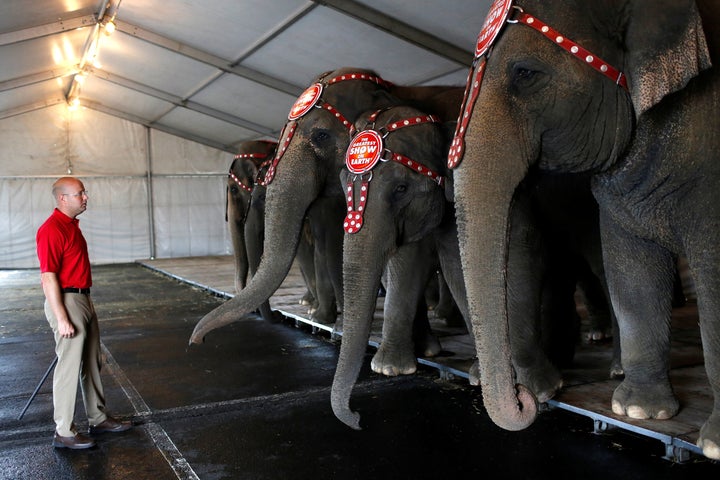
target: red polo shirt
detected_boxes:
[36,208,92,289]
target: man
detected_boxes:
[36,177,131,449]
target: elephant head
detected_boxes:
[191,68,397,343]
[226,141,277,294]
[331,105,449,429]
[450,0,712,432]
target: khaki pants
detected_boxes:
[44,293,107,436]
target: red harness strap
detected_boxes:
[515,11,627,90]
[229,152,272,193]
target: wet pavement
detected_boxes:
[0,263,717,479]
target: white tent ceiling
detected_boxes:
[0,0,491,153]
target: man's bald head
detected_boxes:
[51,177,88,218]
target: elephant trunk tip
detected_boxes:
[333,406,362,431]
[331,391,362,430]
[189,323,209,345]
[488,383,539,432]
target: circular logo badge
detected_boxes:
[475,0,513,58]
[346,130,383,174]
[288,83,322,120]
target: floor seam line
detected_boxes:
[102,342,200,480]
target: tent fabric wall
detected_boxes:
[0,105,234,269]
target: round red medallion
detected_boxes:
[475,0,513,58]
[345,130,383,174]
[288,83,323,120]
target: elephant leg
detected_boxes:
[601,216,678,421]
[311,245,338,324]
[424,270,440,310]
[296,219,318,311]
[307,200,343,325]
[431,270,465,328]
[371,239,439,376]
[686,245,720,460]
[507,192,563,403]
[256,299,281,323]
[576,260,611,341]
[577,261,623,378]
[539,257,580,370]
[412,296,441,357]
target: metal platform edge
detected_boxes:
[545,398,703,462]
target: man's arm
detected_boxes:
[41,272,75,337]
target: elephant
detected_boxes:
[226,141,277,295]
[191,68,464,366]
[238,146,320,323]
[331,104,461,429]
[449,0,720,460]
[330,103,614,430]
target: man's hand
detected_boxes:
[40,272,75,338]
[57,317,75,338]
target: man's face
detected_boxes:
[60,182,88,217]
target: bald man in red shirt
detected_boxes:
[36,177,131,449]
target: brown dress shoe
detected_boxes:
[89,415,132,434]
[53,432,96,449]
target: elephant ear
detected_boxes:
[624,0,712,118]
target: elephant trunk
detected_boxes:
[454,129,538,431]
[190,155,320,344]
[229,202,249,293]
[331,231,387,429]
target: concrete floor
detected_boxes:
[0,263,717,480]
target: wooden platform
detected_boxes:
[137,255,709,462]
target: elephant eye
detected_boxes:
[229,185,239,195]
[513,66,539,87]
[510,61,547,93]
[515,67,535,80]
[393,184,408,196]
[311,129,332,146]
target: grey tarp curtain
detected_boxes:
[1,104,233,268]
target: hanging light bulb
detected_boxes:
[68,96,81,111]
[103,20,116,35]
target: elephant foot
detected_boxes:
[585,327,612,343]
[299,289,315,307]
[259,303,283,323]
[431,300,451,319]
[433,304,466,329]
[698,413,720,460]
[515,362,563,404]
[611,379,679,420]
[371,342,417,376]
[416,332,442,358]
[311,306,337,325]
[609,359,624,379]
